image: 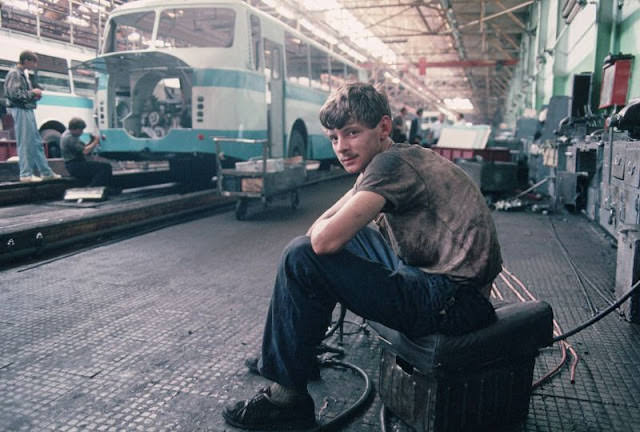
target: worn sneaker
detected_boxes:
[222,387,316,431]
[42,173,62,180]
[19,175,43,183]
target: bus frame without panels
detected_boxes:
[83,0,367,184]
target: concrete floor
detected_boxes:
[1,176,639,431]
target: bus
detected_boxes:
[87,0,367,182]
[0,29,97,158]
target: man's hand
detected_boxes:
[309,191,385,255]
[83,135,101,155]
[32,88,42,100]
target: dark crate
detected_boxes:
[379,348,536,432]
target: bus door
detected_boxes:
[263,38,284,158]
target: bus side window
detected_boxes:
[71,60,97,97]
[34,53,71,93]
[330,57,345,90]
[264,40,281,80]
[250,15,261,71]
[310,45,329,92]
[285,32,309,87]
[346,65,358,83]
[271,47,281,80]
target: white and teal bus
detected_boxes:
[88,0,367,181]
[0,29,97,158]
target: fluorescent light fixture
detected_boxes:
[297,0,396,64]
[444,97,474,111]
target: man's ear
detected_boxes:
[378,115,392,140]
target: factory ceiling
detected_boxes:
[252,0,532,125]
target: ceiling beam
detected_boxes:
[364,6,414,30]
[459,0,534,29]
[416,4,435,33]
[490,23,520,50]
[494,0,526,29]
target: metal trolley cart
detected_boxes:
[214,137,306,220]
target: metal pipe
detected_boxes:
[609,0,623,53]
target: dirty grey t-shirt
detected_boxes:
[61,130,86,162]
[355,143,502,286]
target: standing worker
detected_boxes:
[409,107,423,144]
[61,117,114,190]
[3,50,61,183]
[428,112,447,146]
[222,82,502,431]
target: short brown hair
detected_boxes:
[319,82,391,130]
[19,50,38,64]
[68,117,87,130]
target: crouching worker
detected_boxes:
[61,118,114,191]
[222,82,503,431]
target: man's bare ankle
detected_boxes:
[268,383,307,406]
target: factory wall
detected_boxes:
[503,0,637,126]
[617,3,639,100]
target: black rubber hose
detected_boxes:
[324,304,348,339]
[311,359,374,431]
[552,278,640,343]
[379,404,389,432]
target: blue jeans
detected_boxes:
[10,107,54,178]
[258,227,459,391]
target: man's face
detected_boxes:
[69,128,84,137]
[326,116,392,174]
[23,59,37,70]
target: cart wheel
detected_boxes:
[235,199,248,220]
[290,191,299,210]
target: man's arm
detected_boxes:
[309,190,385,255]
[4,70,36,105]
[306,187,355,236]
[82,135,100,155]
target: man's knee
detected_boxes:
[282,236,313,262]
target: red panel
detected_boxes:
[0,141,17,161]
[600,59,633,108]
[432,147,511,163]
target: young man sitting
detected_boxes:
[61,118,114,191]
[222,82,503,430]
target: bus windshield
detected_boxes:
[105,11,155,53]
[157,8,236,48]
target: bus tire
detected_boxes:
[288,128,306,159]
[41,129,62,159]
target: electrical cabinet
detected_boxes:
[616,228,640,323]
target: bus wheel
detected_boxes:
[288,128,306,159]
[41,129,61,158]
